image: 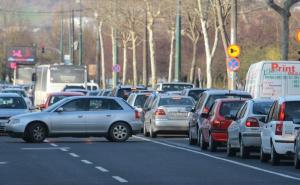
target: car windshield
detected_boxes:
[220,101,245,117]
[0,97,27,109]
[284,101,300,124]
[205,94,251,110]
[253,101,273,115]
[162,84,193,92]
[158,97,194,107]
[3,90,26,97]
[188,90,206,101]
[134,94,151,107]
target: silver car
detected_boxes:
[0,93,30,133]
[227,99,274,158]
[5,96,142,143]
[144,95,195,138]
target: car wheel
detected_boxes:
[27,122,47,143]
[150,125,157,138]
[294,146,300,169]
[270,143,280,166]
[189,127,197,145]
[143,124,149,137]
[200,131,208,150]
[208,133,217,152]
[260,145,270,163]
[240,138,249,159]
[227,140,236,157]
[109,122,130,142]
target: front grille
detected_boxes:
[0,116,10,120]
[0,126,5,133]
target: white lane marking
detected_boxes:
[112,176,128,183]
[81,160,93,164]
[134,136,300,181]
[95,166,109,172]
[60,148,68,152]
[69,153,79,158]
[50,143,58,147]
[0,162,7,165]
[44,139,49,143]
[21,147,69,150]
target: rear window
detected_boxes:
[0,97,27,109]
[117,88,132,100]
[188,90,205,101]
[253,102,273,115]
[162,84,193,92]
[284,101,300,123]
[219,101,245,117]
[134,94,151,107]
[205,94,251,110]
[158,97,194,106]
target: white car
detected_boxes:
[260,96,300,165]
[1,88,33,109]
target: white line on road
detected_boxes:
[60,148,68,152]
[0,162,7,165]
[50,143,58,147]
[21,147,70,150]
[81,160,93,164]
[112,176,128,183]
[134,136,300,182]
[69,153,79,158]
[95,166,109,172]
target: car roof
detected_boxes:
[0,93,22,97]
[2,88,25,92]
[157,82,193,85]
[215,98,246,103]
[250,98,274,103]
[278,96,300,102]
[204,89,251,96]
[65,96,122,101]
[48,92,85,96]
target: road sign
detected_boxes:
[112,64,121,73]
[227,58,240,72]
[295,29,300,44]
[227,44,240,58]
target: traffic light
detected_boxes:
[41,46,45,53]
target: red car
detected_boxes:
[199,99,245,152]
[39,92,84,109]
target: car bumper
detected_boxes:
[273,139,294,154]
[153,119,188,133]
[211,129,227,142]
[130,121,143,135]
[241,132,261,147]
[5,123,26,134]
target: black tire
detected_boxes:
[270,143,280,166]
[27,122,47,143]
[189,127,197,145]
[200,131,208,150]
[227,141,236,157]
[109,122,130,142]
[150,125,157,138]
[260,146,270,163]
[294,146,300,169]
[143,124,149,137]
[208,133,217,152]
[240,139,249,159]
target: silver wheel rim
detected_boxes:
[33,126,45,141]
[113,125,128,140]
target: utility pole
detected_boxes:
[112,0,119,88]
[143,10,149,88]
[71,10,75,64]
[69,10,74,64]
[95,12,100,84]
[174,0,182,82]
[60,12,64,64]
[230,0,237,90]
[78,0,83,66]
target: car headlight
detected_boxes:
[10,119,20,125]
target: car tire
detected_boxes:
[200,131,208,150]
[143,124,149,137]
[27,122,47,143]
[109,122,130,142]
[270,143,280,166]
[294,146,300,169]
[260,146,270,163]
[208,133,217,152]
[189,127,197,145]
[240,138,249,159]
[227,141,236,157]
[150,125,157,138]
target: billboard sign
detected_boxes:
[6,46,36,64]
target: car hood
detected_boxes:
[10,111,44,120]
[0,109,29,118]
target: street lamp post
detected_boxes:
[112,0,119,88]
[95,12,100,84]
[230,0,237,90]
[60,12,64,64]
[77,0,83,66]
[174,0,182,82]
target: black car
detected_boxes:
[295,130,300,169]
[110,85,146,100]
[181,88,208,101]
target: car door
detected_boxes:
[229,102,247,146]
[50,98,89,133]
[85,98,123,133]
[261,101,277,152]
[190,94,207,137]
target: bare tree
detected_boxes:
[120,31,131,85]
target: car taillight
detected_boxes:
[135,110,141,120]
[212,120,221,127]
[245,117,259,127]
[275,122,283,135]
[155,108,166,116]
[203,107,209,114]
[278,102,286,121]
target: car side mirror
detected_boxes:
[200,113,209,119]
[190,107,196,113]
[56,107,64,113]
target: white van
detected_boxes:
[245,61,300,98]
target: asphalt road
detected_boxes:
[1,135,300,185]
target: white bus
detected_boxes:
[245,61,300,98]
[33,64,87,106]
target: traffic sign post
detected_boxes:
[227,58,240,72]
[112,64,121,73]
[227,44,240,58]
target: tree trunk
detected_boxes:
[99,21,106,89]
[147,20,156,88]
[281,14,289,60]
[122,42,127,85]
[189,40,198,83]
[168,30,175,82]
[131,31,138,86]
